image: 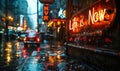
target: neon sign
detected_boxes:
[88,8,106,24]
[69,0,116,33]
[43,4,49,22]
[69,7,114,33]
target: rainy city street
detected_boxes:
[0,38,100,71]
[0,0,120,71]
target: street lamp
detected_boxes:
[5,0,14,41]
[5,16,13,41]
[8,16,13,22]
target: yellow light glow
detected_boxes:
[5,48,11,52]
[15,42,19,48]
[57,55,61,59]
[57,51,61,54]
[48,21,53,27]
[57,21,61,25]
[6,53,11,64]
[8,16,13,21]
[6,42,12,48]
[16,53,20,57]
[57,27,60,33]
[49,56,56,63]
[7,56,11,63]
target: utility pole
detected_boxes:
[5,0,8,41]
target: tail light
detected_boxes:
[36,55,40,60]
[37,38,40,42]
[24,37,27,42]
[37,47,40,52]
[22,47,27,58]
[22,47,26,54]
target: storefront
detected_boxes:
[65,0,120,70]
[67,0,119,49]
[46,19,66,42]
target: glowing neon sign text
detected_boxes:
[88,8,106,24]
[69,8,107,32]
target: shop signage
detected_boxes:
[69,0,116,33]
[88,8,106,24]
[43,4,49,22]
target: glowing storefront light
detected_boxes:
[43,4,49,21]
[6,54,11,64]
[57,54,61,59]
[70,8,107,31]
[69,0,116,33]
[6,51,12,64]
[88,8,106,24]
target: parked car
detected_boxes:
[23,30,41,44]
[22,30,41,57]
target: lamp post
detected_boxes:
[5,16,13,41]
[5,0,14,41]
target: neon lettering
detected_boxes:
[88,8,106,24]
[79,18,84,27]
[69,20,72,30]
[43,4,49,21]
[72,21,78,32]
[69,8,107,32]
[44,16,48,20]
[99,9,106,21]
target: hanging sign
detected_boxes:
[43,4,49,22]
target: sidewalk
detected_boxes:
[65,43,120,56]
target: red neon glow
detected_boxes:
[37,47,41,52]
[69,8,109,33]
[88,8,106,24]
[43,4,49,21]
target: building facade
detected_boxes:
[65,0,120,70]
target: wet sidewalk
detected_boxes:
[39,40,99,71]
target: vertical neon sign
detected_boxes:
[43,4,49,22]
